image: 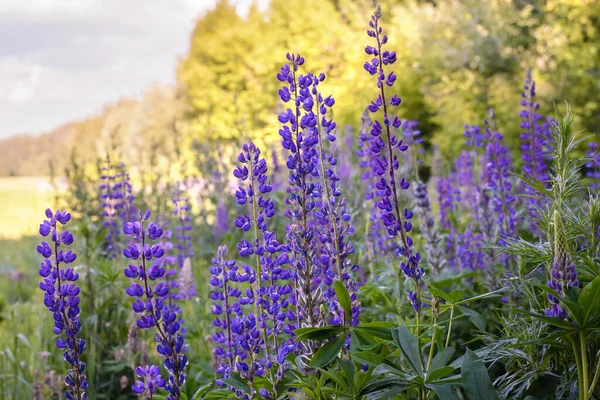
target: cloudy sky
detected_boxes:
[0,0,267,139]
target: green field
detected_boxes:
[0,177,54,239]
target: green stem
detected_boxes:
[426,319,437,374]
[445,306,455,348]
[580,331,589,400]
[571,336,585,400]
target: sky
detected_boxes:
[0,0,268,139]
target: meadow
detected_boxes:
[0,3,600,400]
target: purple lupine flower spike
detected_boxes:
[210,245,240,385]
[172,184,196,299]
[123,211,188,400]
[37,209,88,400]
[364,5,424,312]
[545,210,579,319]
[483,109,517,244]
[519,70,551,228]
[309,73,361,327]
[278,53,324,331]
[100,155,120,258]
[233,141,294,369]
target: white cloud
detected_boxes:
[0,0,269,137]
[0,57,44,104]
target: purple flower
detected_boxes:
[37,209,88,400]
[364,5,423,313]
[122,210,188,399]
[519,70,552,228]
[277,53,324,331]
[233,142,296,366]
[308,74,361,327]
[100,156,136,258]
[132,365,166,396]
[483,109,517,245]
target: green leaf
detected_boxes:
[334,280,352,324]
[191,383,214,399]
[392,325,423,376]
[461,349,498,400]
[426,366,455,383]
[339,358,355,384]
[449,290,465,303]
[295,326,349,341]
[355,321,396,340]
[429,347,455,372]
[222,372,251,394]
[309,332,348,368]
[353,351,403,374]
[428,286,454,303]
[426,383,459,400]
[457,306,486,331]
[579,276,600,323]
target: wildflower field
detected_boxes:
[1,3,600,400]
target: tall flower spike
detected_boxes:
[414,181,446,276]
[210,245,241,386]
[277,53,325,332]
[37,209,88,400]
[365,6,423,312]
[100,155,120,258]
[310,73,360,327]
[172,184,196,299]
[233,141,295,372]
[483,109,517,244]
[123,211,188,400]
[545,210,579,319]
[519,70,551,227]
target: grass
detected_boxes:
[0,177,54,239]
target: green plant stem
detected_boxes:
[580,331,589,400]
[445,306,454,348]
[571,336,585,400]
[426,319,437,374]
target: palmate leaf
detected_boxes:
[426,383,459,400]
[457,306,486,331]
[392,325,423,376]
[428,347,456,372]
[461,349,498,400]
[426,366,455,383]
[309,332,349,368]
[353,351,403,375]
[355,321,396,340]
